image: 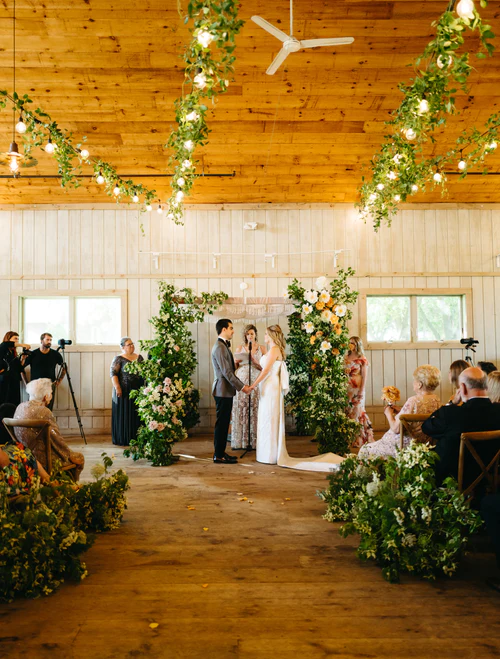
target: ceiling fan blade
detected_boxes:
[299,37,354,49]
[266,47,290,75]
[251,16,290,43]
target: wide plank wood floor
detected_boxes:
[1,434,499,659]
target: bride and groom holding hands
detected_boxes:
[211,318,343,472]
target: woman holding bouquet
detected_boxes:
[345,336,373,448]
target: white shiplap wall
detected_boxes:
[1,204,500,433]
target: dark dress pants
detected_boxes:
[481,493,500,569]
[214,396,233,458]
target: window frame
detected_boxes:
[15,290,128,352]
[359,288,472,350]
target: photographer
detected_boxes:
[24,333,65,411]
[0,331,30,406]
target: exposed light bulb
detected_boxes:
[458,159,467,171]
[411,184,419,193]
[197,30,214,48]
[113,185,120,196]
[194,73,207,90]
[433,172,442,183]
[157,205,163,214]
[184,140,194,151]
[9,156,19,173]
[394,194,401,202]
[405,128,416,141]
[146,204,153,212]
[437,54,453,69]
[182,159,192,169]
[176,177,185,187]
[132,194,139,203]
[185,111,200,122]
[387,171,397,180]
[418,98,429,114]
[489,141,498,150]
[376,183,385,190]
[45,138,55,154]
[15,116,26,134]
[80,149,89,159]
[239,282,249,291]
[96,172,105,184]
[456,0,475,19]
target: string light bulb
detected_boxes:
[146,204,153,212]
[411,184,419,193]
[456,0,475,19]
[437,54,453,69]
[433,171,442,183]
[15,115,26,134]
[45,138,55,154]
[458,159,467,171]
[96,171,105,184]
[418,98,429,114]
[113,185,120,196]
[80,148,89,159]
[132,194,139,203]
[7,142,22,173]
[405,128,416,141]
[157,204,163,214]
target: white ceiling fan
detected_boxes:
[251,0,354,75]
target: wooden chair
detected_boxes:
[458,431,500,499]
[2,418,76,479]
[399,414,432,449]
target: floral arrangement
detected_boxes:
[357,0,499,229]
[165,0,245,223]
[321,443,482,583]
[382,386,401,407]
[286,270,360,455]
[124,281,227,466]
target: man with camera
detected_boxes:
[24,333,65,411]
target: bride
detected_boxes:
[248,325,344,472]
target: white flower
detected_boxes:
[194,73,207,89]
[319,290,330,303]
[302,303,313,315]
[315,276,328,290]
[304,289,319,304]
[185,111,200,122]
[184,139,195,151]
[321,309,332,323]
[304,321,315,334]
[91,463,106,480]
[282,289,290,299]
[366,480,380,497]
[320,340,332,352]
[401,533,417,547]
[335,304,347,317]
[197,30,214,48]
[181,160,192,170]
[393,508,405,526]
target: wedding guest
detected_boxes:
[110,337,144,447]
[422,367,500,488]
[448,359,468,405]
[0,443,50,489]
[14,378,84,480]
[231,324,266,450]
[0,331,30,406]
[478,361,498,376]
[358,365,441,459]
[481,494,500,593]
[488,371,500,403]
[345,336,373,448]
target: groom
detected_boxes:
[211,319,251,464]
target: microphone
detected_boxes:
[248,341,252,352]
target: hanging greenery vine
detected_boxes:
[164,0,244,224]
[357,0,499,230]
[0,91,158,209]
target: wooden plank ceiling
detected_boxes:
[0,0,499,205]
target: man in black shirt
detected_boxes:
[25,333,65,411]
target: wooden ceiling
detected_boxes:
[0,0,499,206]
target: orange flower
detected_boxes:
[315,301,325,311]
[332,348,340,355]
[336,327,342,335]
[313,356,320,363]
[330,315,339,324]
[311,363,317,370]
[310,335,316,344]
[316,330,323,337]
[325,297,334,308]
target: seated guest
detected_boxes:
[481,494,500,593]
[422,367,500,489]
[0,443,49,490]
[488,371,500,403]
[358,365,441,459]
[14,378,84,480]
[448,359,468,405]
[478,361,498,376]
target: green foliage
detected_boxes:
[123,281,227,466]
[286,270,360,455]
[321,444,482,582]
[357,1,499,229]
[165,1,245,223]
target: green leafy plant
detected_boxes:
[357,0,499,229]
[124,281,227,466]
[286,270,360,455]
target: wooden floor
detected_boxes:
[1,434,499,659]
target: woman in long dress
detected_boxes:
[345,336,373,448]
[0,331,30,406]
[249,325,343,472]
[231,324,266,450]
[358,365,441,460]
[110,337,144,447]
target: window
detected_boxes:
[362,289,470,347]
[20,293,125,346]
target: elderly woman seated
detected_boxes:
[358,365,442,459]
[14,378,84,480]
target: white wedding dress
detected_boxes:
[256,354,344,472]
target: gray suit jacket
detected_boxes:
[211,339,245,397]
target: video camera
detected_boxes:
[460,337,479,350]
[58,339,72,348]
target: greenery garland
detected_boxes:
[124,281,228,466]
[357,0,499,230]
[286,270,360,455]
[320,445,482,583]
[0,91,158,209]
[165,0,244,224]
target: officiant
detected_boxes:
[231,325,266,450]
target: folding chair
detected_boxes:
[398,414,432,449]
[458,431,500,499]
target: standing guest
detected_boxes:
[488,371,500,403]
[345,336,374,448]
[231,324,266,450]
[110,338,144,447]
[478,361,498,376]
[359,365,441,459]
[448,359,469,405]
[24,333,65,411]
[14,378,84,480]
[0,331,30,406]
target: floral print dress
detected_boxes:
[231,347,263,449]
[346,356,374,448]
[0,442,38,494]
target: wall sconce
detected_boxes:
[496,254,500,268]
[152,252,160,269]
[264,253,276,268]
[212,253,221,269]
[244,221,258,231]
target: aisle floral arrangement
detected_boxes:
[124,281,227,466]
[0,454,129,602]
[286,269,360,455]
[320,444,482,583]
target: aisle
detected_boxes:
[1,435,499,659]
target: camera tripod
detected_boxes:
[56,346,87,445]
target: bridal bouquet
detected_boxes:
[381,385,400,407]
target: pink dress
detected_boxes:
[346,356,373,448]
